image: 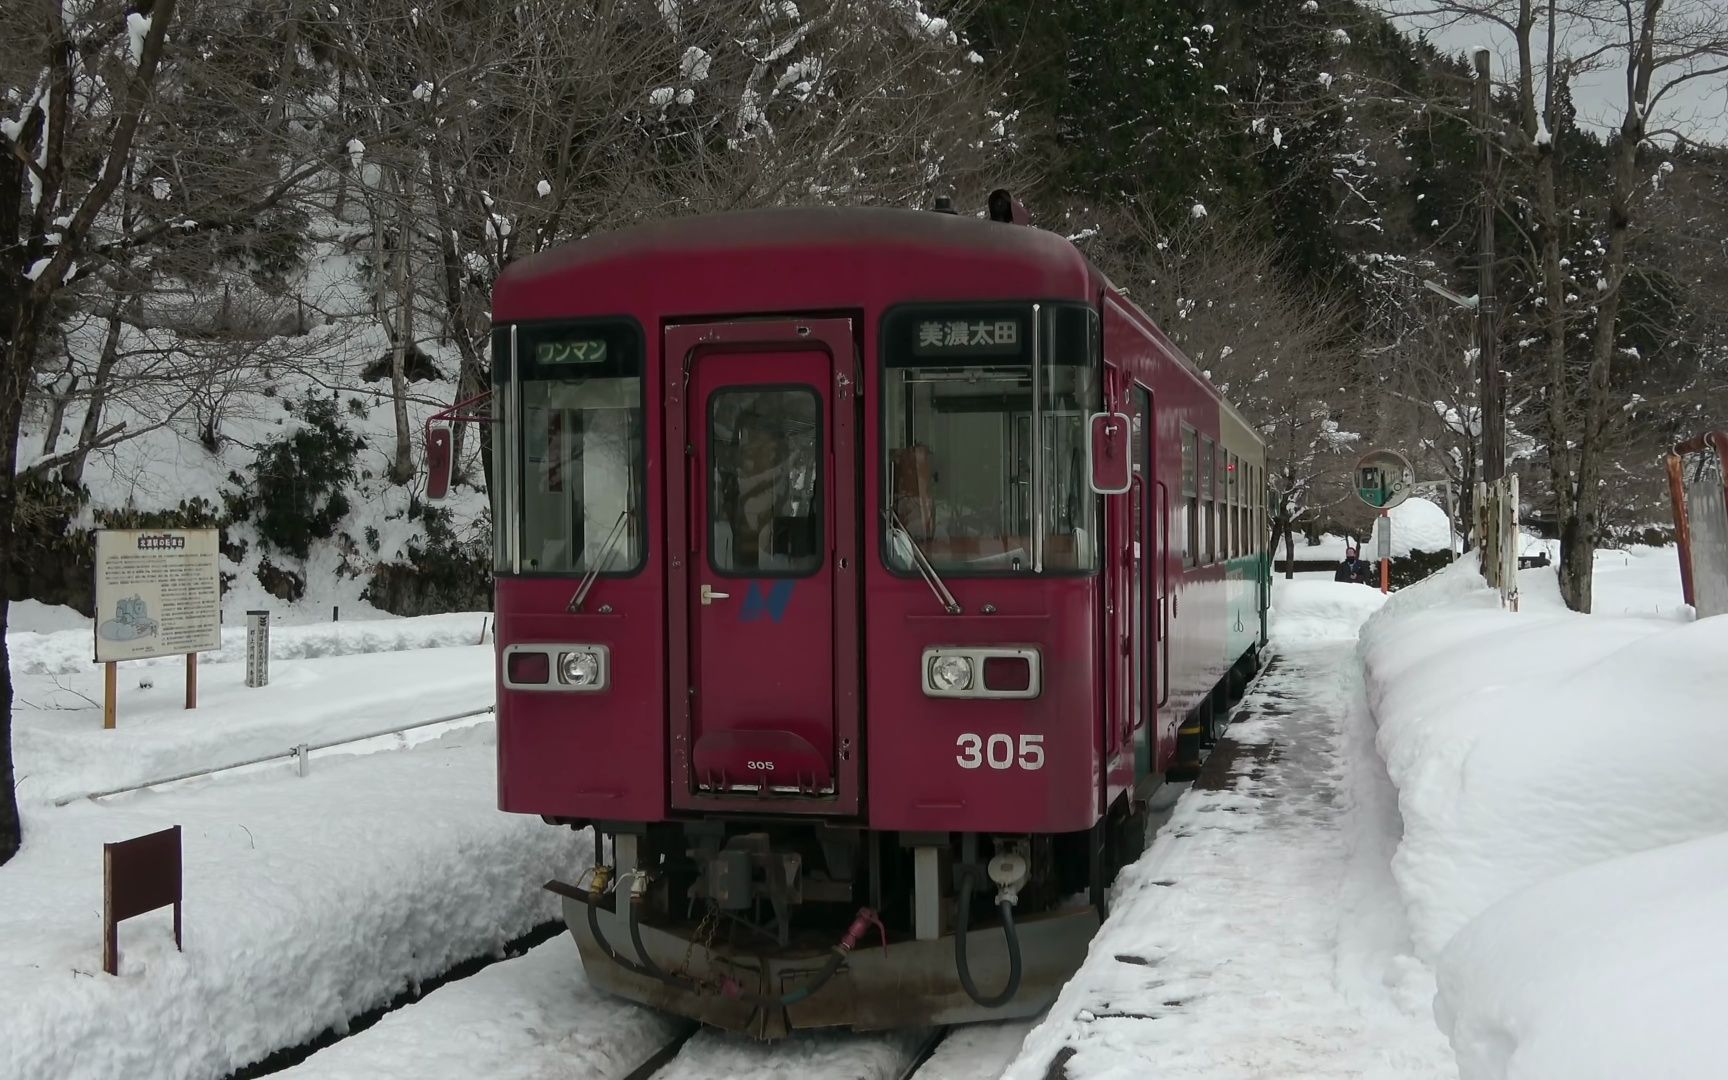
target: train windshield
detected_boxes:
[498,321,646,575]
[883,303,1099,574]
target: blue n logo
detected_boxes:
[739,581,795,623]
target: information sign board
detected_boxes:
[1355,449,1415,510]
[94,529,221,664]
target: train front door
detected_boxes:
[666,319,860,814]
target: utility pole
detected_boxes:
[1475,48,1505,484]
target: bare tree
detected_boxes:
[322,0,1018,490]
[1384,0,1728,609]
[1,0,178,863]
[1076,210,1367,574]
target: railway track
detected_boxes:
[615,1019,1037,1080]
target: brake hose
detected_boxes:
[954,862,1023,1008]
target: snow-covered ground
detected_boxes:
[0,615,563,1080]
[0,721,580,1080]
[12,613,493,805]
[2,545,1705,1080]
[1362,546,1723,1080]
[1006,576,1458,1080]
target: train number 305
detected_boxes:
[955,733,1045,771]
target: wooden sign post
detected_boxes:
[104,661,118,730]
[93,528,220,729]
[103,825,183,976]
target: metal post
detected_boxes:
[610,832,639,945]
[1475,49,1505,485]
[913,847,942,941]
[1379,509,1391,594]
[296,744,310,777]
[245,610,269,688]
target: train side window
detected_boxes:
[1253,465,1263,551]
[1239,465,1248,557]
[1202,437,1216,565]
[1225,451,1237,558]
[1252,464,1260,553]
[1257,465,1266,551]
[1246,464,1255,555]
[1181,425,1198,569]
[1244,466,1257,559]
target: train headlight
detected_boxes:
[930,654,974,692]
[922,647,1041,699]
[559,649,603,687]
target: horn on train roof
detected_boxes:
[987,188,1029,225]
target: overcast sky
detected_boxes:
[1376,0,1728,146]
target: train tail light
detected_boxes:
[503,644,611,692]
[982,656,1033,693]
[507,650,550,685]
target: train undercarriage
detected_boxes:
[545,646,1259,1039]
[547,821,1122,1039]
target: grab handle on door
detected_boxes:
[701,584,731,605]
[687,452,701,557]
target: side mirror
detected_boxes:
[425,425,453,500]
[1087,412,1132,494]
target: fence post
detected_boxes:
[1503,475,1520,610]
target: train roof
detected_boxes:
[499,205,1100,293]
[498,206,1262,451]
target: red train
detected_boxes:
[428,196,1269,1038]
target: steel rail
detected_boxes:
[896,1026,952,1080]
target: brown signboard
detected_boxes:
[104,825,183,976]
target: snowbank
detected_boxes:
[9,609,491,676]
[7,599,92,633]
[1367,496,1455,556]
[13,644,493,804]
[1361,549,1726,1080]
[0,725,582,1080]
[1006,581,1452,1080]
[1268,575,1386,644]
[1437,833,1728,1080]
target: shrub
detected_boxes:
[229,394,365,560]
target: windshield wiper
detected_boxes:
[884,509,961,615]
[568,509,632,612]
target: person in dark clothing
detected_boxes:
[1335,545,1370,584]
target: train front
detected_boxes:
[472,210,1117,1039]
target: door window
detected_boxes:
[708,386,823,576]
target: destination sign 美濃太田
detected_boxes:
[912,317,1024,357]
